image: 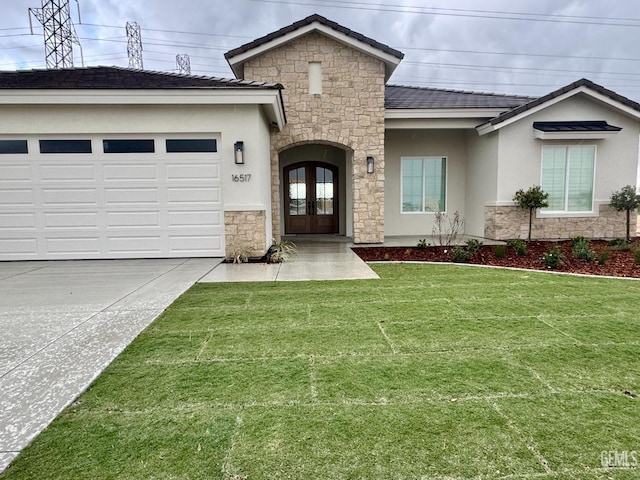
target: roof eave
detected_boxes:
[385,107,510,119]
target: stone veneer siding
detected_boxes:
[224,210,267,258]
[485,204,635,240]
[243,32,387,243]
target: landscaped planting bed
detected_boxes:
[2,264,639,479]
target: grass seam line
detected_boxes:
[535,315,584,345]
[487,399,553,475]
[195,331,213,361]
[309,356,318,403]
[221,414,243,479]
[377,321,398,354]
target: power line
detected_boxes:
[249,0,640,28]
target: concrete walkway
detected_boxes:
[0,258,218,472]
[200,240,379,282]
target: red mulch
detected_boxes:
[352,240,640,278]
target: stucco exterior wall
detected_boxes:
[465,129,499,237]
[0,103,274,256]
[243,32,387,243]
[495,94,640,203]
[384,129,467,236]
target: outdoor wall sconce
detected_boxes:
[366,156,375,174]
[234,141,244,164]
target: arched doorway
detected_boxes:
[284,162,338,234]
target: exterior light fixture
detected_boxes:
[234,141,244,164]
[366,156,375,174]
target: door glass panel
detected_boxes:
[315,166,334,215]
[289,167,306,216]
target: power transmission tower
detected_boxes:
[126,22,143,69]
[29,0,83,69]
[176,54,191,75]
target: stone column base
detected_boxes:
[484,204,635,240]
[224,210,267,258]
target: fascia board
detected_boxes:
[385,108,504,119]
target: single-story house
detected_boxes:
[1,13,638,260]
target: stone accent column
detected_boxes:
[244,32,387,244]
[224,210,267,258]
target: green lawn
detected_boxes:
[3,264,640,479]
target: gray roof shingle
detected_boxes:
[225,14,404,61]
[385,84,535,109]
[0,66,283,90]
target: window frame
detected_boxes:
[540,145,596,214]
[400,156,448,214]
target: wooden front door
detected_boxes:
[284,162,338,234]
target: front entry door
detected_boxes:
[285,162,338,234]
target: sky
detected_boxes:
[2,0,640,100]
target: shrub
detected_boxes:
[572,237,595,262]
[610,185,640,242]
[451,246,472,263]
[635,248,640,265]
[465,238,483,255]
[226,243,251,264]
[598,249,610,265]
[432,211,465,246]
[265,240,296,263]
[609,238,632,251]
[507,239,528,256]
[541,246,564,269]
[493,244,507,259]
[416,239,429,249]
[513,185,549,241]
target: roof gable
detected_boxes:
[225,14,404,82]
[477,78,640,135]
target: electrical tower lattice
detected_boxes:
[29,0,83,69]
[126,22,143,70]
[176,54,191,75]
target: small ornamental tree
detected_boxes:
[513,186,549,241]
[610,185,640,242]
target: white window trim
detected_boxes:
[400,156,448,214]
[539,144,597,215]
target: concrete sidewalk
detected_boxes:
[0,258,219,472]
[200,240,379,282]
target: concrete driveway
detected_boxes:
[0,258,219,472]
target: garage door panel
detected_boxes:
[105,187,158,205]
[41,164,95,181]
[107,236,162,254]
[0,212,36,229]
[166,163,219,180]
[168,210,221,227]
[42,188,97,206]
[104,163,158,181]
[44,211,99,229]
[107,211,160,228]
[168,235,222,253]
[167,187,220,204]
[46,236,100,254]
[0,189,34,206]
[0,164,32,182]
[0,238,38,257]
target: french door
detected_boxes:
[284,162,338,234]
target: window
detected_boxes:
[309,62,322,95]
[40,139,92,154]
[401,157,446,212]
[103,139,154,153]
[166,139,217,153]
[0,140,28,154]
[541,145,595,212]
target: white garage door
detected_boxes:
[0,136,224,260]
